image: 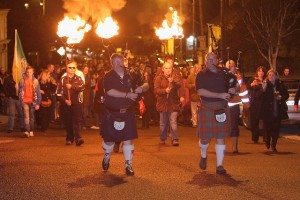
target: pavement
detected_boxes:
[0,115,300,200]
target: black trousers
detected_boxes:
[263,117,280,147]
[62,103,83,143]
[250,108,261,142]
[39,106,51,131]
[229,105,240,137]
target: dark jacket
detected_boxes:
[154,72,182,112]
[39,81,56,101]
[261,80,289,120]
[56,75,85,105]
[3,74,19,100]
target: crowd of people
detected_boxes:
[0,51,299,176]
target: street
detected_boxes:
[0,117,300,200]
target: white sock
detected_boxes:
[123,144,134,166]
[216,144,226,167]
[199,141,209,158]
[102,141,114,159]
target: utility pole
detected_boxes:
[220,0,224,63]
[179,0,182,59]
[192,0,196,61]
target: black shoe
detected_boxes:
[216,165,227,175]
[232,150,239,154]
[76,138,84,146]
[271,146,278,152]
[199,157,207,170]
[7,130,13,133]
[102,156,110,171]
[125,165,134,176]
[266,143,270,150]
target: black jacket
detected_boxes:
[3,75,19,100]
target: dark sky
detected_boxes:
[0,0,219,66]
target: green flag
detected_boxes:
[12,29,28,83]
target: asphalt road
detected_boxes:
[0,118,300,200]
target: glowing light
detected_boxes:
[57,16,91,44]
[155,7,184,40]
[96,17,119,39]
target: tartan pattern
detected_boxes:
[197,100,231,140]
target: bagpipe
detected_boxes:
[208,24,240,90]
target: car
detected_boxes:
[241,75,300,129]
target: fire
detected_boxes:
[96,17,119,39]
[57,16,91,44]
[155,7,184,40]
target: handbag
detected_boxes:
[41,99,52,107]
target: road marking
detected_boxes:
[282,135,300,141]
[0,140,15,144]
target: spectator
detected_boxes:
[246,66,267,144]
[0,67,8,115]
[283,67,290,77]
[56,62,85,146]
[3,72,24,133]
[186,64,201,128]
[37,70,56,132]
[19,66,41,137]
[262,69,289,152]
[294,83,300,111]
[154,61,182,146]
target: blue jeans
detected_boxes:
[22,102,35,132]
[159,112,179,141]
[8,97,24,131]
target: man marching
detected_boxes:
[100,53,148,176]
[196,52,234,174]
[56,62,85,146]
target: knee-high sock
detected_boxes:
[216,144,226,167]
[102,141,114,159]
[123,144,134,166]
[199,141,209,158]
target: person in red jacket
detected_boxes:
[154,61,182,146]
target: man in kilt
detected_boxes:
[100,53,149,176]
[196,52,235,174]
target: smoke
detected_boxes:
[136,0,191,26]
[62,0,127,23]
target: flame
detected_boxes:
[155,7,184,40]
[96,17,119,39]
[57,16,91,44]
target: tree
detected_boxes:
[243,0,300,70]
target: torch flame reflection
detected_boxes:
[155,7,184,40]
[96,17,119,39]
[57,16,91,44]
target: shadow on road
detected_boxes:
[68,173,128,188]
[187,172,248,188]
[262,151,296,156]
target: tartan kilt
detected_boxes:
[197,100,231,140]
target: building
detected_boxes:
[0,9,10,71]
